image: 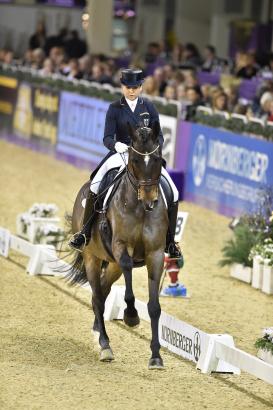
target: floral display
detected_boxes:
[255,328,273,355]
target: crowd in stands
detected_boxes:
[1,21,273,124]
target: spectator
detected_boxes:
[224,85,239,112]
[200,84,212,106]
[184,71,198,87]
[202,45,220,72]
[89,63,112,84]
[22,49,33,67]
[176,83,187,101]
[32,48,45,70]
[171,43,184,66]
[65,30,87,59]
[267,100,273,122]
[181,43,202,68]
[259,91,273,120]
[145,42,162,64]
[153,67,167,95]
[66,58,83,79]
[29,21,47,50]
[163,85,176,100]
[39,58,54,76]
[212,91,228,112]
[49,47,64,70]
[185,85,204,120]
[44,28,68,56]
[3,49,14,65]
[142,75,159,96]
[236,51,259,79]
[144,42,166,75]
[78,54,93,79]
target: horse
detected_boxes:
[68,121,168,369]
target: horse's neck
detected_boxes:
[120,174,139,208]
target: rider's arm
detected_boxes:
[103,105,117,151]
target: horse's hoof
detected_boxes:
[148,357,164,370]
[100,348,114,362]
[123,311,140,328]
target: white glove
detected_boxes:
[115,142,128,154]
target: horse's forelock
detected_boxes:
[137,127,152,145]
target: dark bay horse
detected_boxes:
[69,122,168,369]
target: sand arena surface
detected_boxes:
[0,140,272,410]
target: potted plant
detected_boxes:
[255,328,273,365]
[220,224,257,283]
[260,238,273,294]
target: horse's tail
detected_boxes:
[64,213,88,285]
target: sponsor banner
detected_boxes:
[13,82,59,143]
[0,75,18,129]
[159,311,206,363]
[159,114,177,168]
[57,92,177,169]
[57,91,109,166]
[31,85,59,143]
[182,122,273,216]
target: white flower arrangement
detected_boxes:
[262,328,273,342]
[249,238,273,266]
[28,203,58,218]
[255,327,273,355]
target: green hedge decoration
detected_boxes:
[0,66,177,117]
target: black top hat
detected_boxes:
[120,69,144,87]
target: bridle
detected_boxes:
[126,143,161,201]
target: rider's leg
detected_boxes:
[69,190,97,251]
[161,168,182,259]
[91,152,127,194]
[69,153,127,251]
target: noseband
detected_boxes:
[126,144,161,200]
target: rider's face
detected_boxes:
[121,84,142,101]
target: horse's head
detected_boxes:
[127,121,162,211]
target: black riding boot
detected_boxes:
[165,201,183,259]
[69,192,97,251]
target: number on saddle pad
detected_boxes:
[175,212,188,242]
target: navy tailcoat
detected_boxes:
[91,96,164,178]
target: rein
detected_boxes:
[126,144,161,201]
[130,144,160,156]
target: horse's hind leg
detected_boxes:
[146,250,165,370]
[118,249,140,328]
[92,262,123,334]
[84,255,114,362]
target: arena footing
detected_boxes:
[1,226,273,385]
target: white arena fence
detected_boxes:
[1,225,273,385]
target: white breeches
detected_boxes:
[90,152,179,202]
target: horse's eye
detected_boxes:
[132,158,139,164]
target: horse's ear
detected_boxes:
[127,122,136,141]
[152,121,160,141]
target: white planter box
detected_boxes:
[16,214,60,244]
[262,260,273,295]
[230,263,252,283]
[251,255,264,289]
[257,348,273,365]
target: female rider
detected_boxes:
[69,69,181,259]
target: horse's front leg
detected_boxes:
[146,249,165,369]
[113,243,140,327]
[84,254,114,362]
